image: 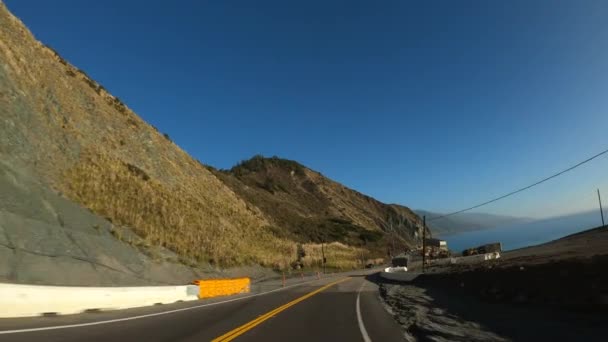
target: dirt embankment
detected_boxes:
[380,281,509,342]
[421,226,608,312]
[378,227,608,341]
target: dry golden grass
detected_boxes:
[300,242,368,270]
[63,151,374,271]
[63,150,297,268]
[62,151,368,270]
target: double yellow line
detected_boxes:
[212,277,351,342]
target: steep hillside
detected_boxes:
[212,156,426,256]
[0,1,293,268]
[0,1,424,272]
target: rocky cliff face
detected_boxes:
[0,1,423,277]
[0,158,209,286]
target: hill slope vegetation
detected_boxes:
[0,1,423,272]
[212,156,426,256]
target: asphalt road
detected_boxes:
[0,271,404,341]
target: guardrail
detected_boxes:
[0,283,199,318]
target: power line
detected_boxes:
[428,147,608,222]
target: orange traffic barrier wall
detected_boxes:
[193,277,250,299]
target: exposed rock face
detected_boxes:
[0,159,205,286]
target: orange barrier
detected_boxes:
[193,278,251,299]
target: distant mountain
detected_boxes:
[443,209,605,252]
[415,210,531,236]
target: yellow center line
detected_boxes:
[211,277,351,342]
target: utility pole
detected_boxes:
[598,189,605,227]
[390,218,396,256]
[321,241,326,274]
[391,231,396,257]
[422,216,426,273]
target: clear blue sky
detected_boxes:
[5,0,608,218]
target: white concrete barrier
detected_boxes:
[0,283,199,318]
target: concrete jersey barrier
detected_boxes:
[0,283,199,318]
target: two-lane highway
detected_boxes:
[0,271,404,341]
[221,275,404,342]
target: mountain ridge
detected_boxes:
[212,155,425,254]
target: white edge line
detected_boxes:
[0,277,332,335]
[356,281,372,342]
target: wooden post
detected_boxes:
[599,189,605,227]
[422,216,426,273]
[391,223,396,257]
[282,271,286,287]
[321,241,326,274]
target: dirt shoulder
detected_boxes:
[377,227,608,341]
[421,226,608,312]
[378,277,606,342]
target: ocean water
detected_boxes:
[437,210,605,252]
